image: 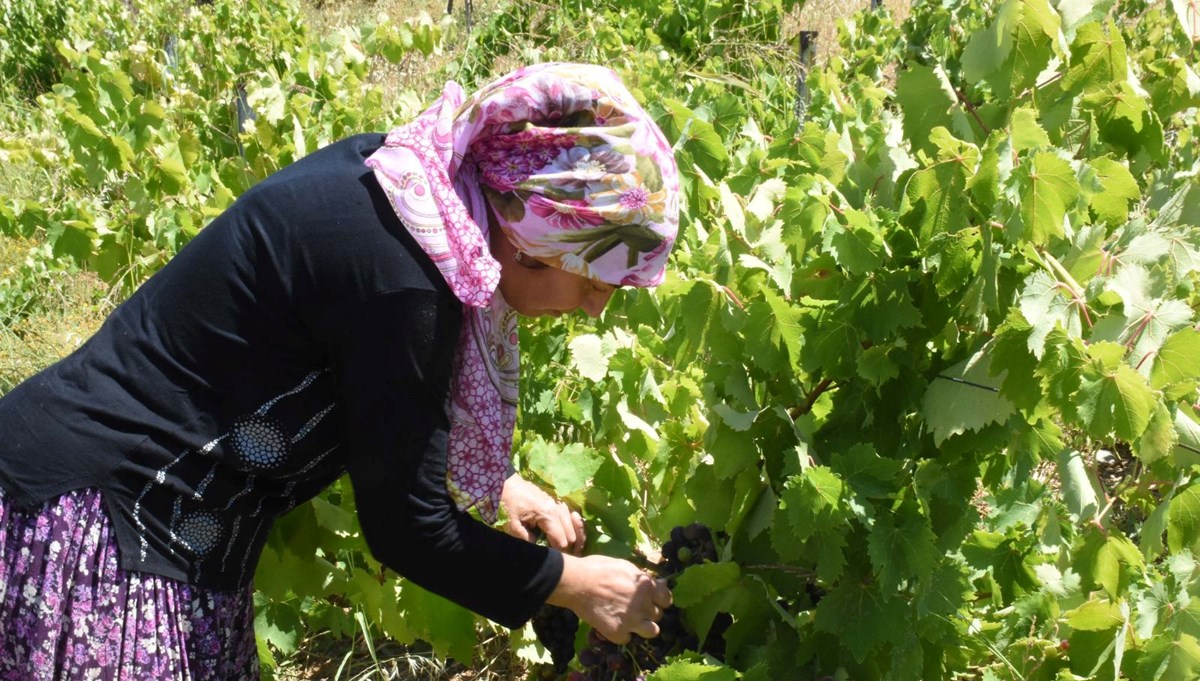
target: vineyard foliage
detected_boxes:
[2,0,1200,678]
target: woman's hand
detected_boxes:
[500,473,585,555]
[547,554,673,643]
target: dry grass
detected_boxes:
[272,623,531,681]
[0,236,112,395]
[789,0,912,61]
[301,0,504,107]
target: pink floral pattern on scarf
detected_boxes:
[365,63,679,520]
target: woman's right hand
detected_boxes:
[546,553,673,644]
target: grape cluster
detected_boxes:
[532,605,581,673]
[654,606,696,656]
[660,522,718,577]
[564,607,734,681]
[568,629,656,681]
[538,523,735,680]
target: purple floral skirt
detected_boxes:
[0,487,259,680]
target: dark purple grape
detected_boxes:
[578,647,600,666]
[531,605,580,673]
[806,581,826,605]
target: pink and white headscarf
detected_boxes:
[365,63,680,521]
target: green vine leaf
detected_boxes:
[1066,598,1124,631]
[962,0,1061,98]
[1168,485,1200,554]
[867,500,937,591]
[1062,20,1128,93]
[1012,151,1080,245]
[673,562,741,609]
[1151,328,1200,390]
[900,127,979,245]
[962,530,1041,604]
[1103,264,1195,373]
[896,65,972,158]
[648,659,740,681]
[813,575,908,662]
[1074,341,1158,442]
[1136,633,1200,681]
[922,344,1016,445]
[1083,156,1139,225]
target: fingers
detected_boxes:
[500,475,587,553]
[651,578,673,608]
[551,503,587,554]
[558,555,676,647]
[538,501,578,552]
[598,609,662,645]
[570,510,586,555]
[556,502,578,550]
[537,515,568,550]
[505,517,532,543]
[630,618,660,640]
[630,572,669,638]
[603,628,632,645]
[632,572,673,607]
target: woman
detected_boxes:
[0,63,680,679]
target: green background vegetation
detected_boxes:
[2,0,1199,679]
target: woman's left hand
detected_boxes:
[500,473,585,555]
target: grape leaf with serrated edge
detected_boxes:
[867,499,938,591]
[922,344,1016,445]
[1074,341,1158,442]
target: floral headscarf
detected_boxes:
[365,63,680,521]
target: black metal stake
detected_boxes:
[447,0,473,33]
[795,31,817,123]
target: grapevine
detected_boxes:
[3,0,1200,678]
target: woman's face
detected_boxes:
[489,221,616,318]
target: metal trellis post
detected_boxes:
[446,0,473,33]
[795,31,817,124]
